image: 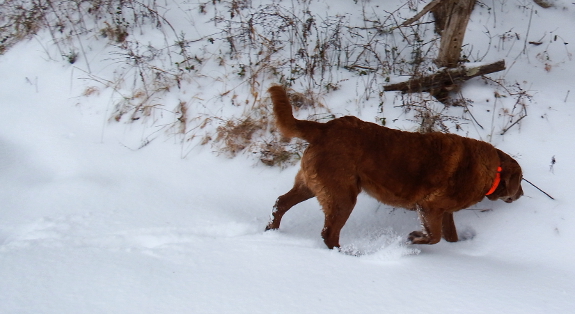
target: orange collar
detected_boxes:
[486,166,502,195]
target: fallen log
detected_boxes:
[383,60,505,101]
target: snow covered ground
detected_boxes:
[1,1,575,313]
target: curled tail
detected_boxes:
[268,86,322,143]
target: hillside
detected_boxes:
[0,0,574,313]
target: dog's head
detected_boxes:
[486,150,523,203]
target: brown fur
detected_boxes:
[266,86,524,249]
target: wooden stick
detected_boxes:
[522,178,555,200]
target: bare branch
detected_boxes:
[400,0,443,27]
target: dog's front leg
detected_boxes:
[441,212,458,242]
[319,192,358,249]
[408,206,443,245]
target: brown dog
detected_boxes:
[265,86,523,249]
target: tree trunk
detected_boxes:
[433,0,477,68]
[391,0,488,103]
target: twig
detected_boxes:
[522,178,555,200]
[465,208,493,212]
[500,113,526,135]
[457,91,484,129]
[522,6,534,55]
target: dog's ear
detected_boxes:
[500,165,523,203]
[489,150,524,203]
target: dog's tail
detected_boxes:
[268,86,322,143]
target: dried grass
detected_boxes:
[215,116,267,157]
[1,0,537,164]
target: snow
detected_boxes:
[1,0,575,313]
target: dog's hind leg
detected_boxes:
[266,170,314,231]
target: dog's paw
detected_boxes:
[407,231,429,244]
[264,225,278,232]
